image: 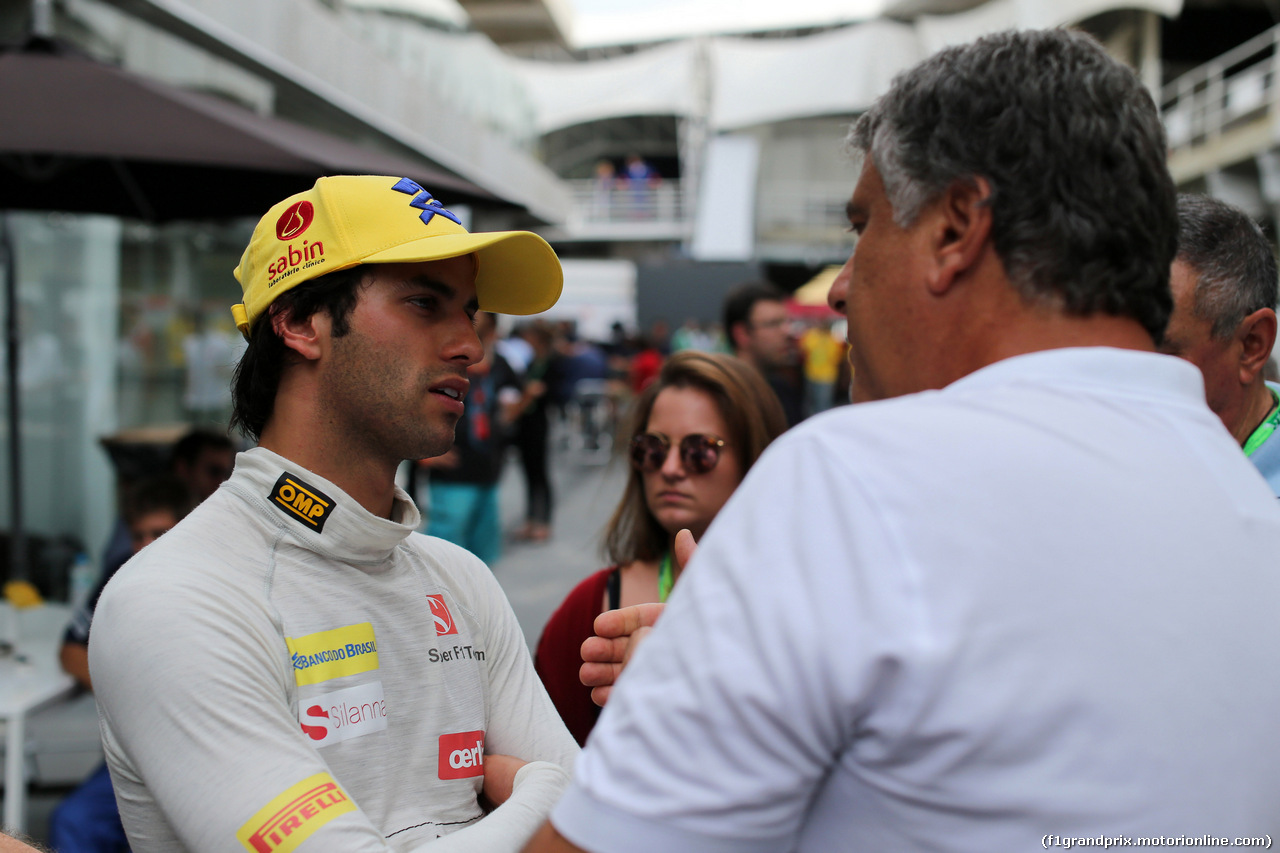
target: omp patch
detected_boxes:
[236,772,354,853]
[287,623,379,686]
[269,473,333,532]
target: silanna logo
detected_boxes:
[269,473,333,532]
[427,594,458,636]
[299,681,388,748]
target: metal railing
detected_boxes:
[564,179,687,228]
[1161,26,1280,155]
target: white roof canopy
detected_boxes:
[508,40,698,134]
[515,0,1183,135]
[709,21,920,130]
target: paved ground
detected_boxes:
[492,441,629,651]
[12,437,628,846]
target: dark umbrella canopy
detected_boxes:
[0,42,502,219]
[0,39,508,585]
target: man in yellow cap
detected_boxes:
[89,176,578,852]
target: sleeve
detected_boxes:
[421,551,580,852]
[534,569,612,746]
[549,429,909,853]
[91,568,414,852]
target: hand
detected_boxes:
[673,528,697,572]
[481,753,526,809]
[580,602,665,707]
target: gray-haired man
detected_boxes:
[1161,193,1280,494]
[526,28,1280,853]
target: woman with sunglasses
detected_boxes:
[534,351,788,744]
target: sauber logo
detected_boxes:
[275,201,315,241]
[269,473,333,532]
[438,730,485,780]
[236,772,354,853]
[427,594,459,636]
[299,681,388,747]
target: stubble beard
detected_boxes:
[323,334,462,465]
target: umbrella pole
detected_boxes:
[1,213,24,584]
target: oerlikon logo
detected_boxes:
[427,594,458,636]
[275,201,315,241]
[438,730,485,780]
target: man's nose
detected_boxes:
[828,257,853,315]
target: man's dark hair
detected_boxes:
[1176,194,1278,339]
[850,28,1178,343]
[230,266,367,441]
[722,281,786,350]
[170,428,234,468]
[122,475,193,526]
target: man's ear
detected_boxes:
[271,305,327,362]
[729,321,749,352]
[927,176,994,296]
[1237,307,1277,385]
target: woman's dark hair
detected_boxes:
[229,266,367,441]
[603,351,788,564]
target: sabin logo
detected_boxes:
[275,201,315,241]
[269,473,334,532]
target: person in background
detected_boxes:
[534,352,786,744]
[723,281,805,426]
[799,318,845,415]
[425,311,525,564]
[95,427,233,593]
[1160,193,1280,494]
[513,322,560,543]
[169,427,235,505]
[626,334,663,394]
[50,476,192,853]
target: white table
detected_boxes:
[0,603,75,833]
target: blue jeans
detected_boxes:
[426,482,502,566]
[49,762,130,853]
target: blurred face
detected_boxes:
[641,386,744,542]
[128,509,179,554]
[177,445,234,503]
[1160,259,1247,434]
[740,300,795,370]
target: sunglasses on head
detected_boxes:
[630,432,727,474]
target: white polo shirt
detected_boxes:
[553,347,1280,852]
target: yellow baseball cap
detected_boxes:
[232,175,563,337]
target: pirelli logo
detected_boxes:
[269,473,333,532]
[237,773,354,853]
